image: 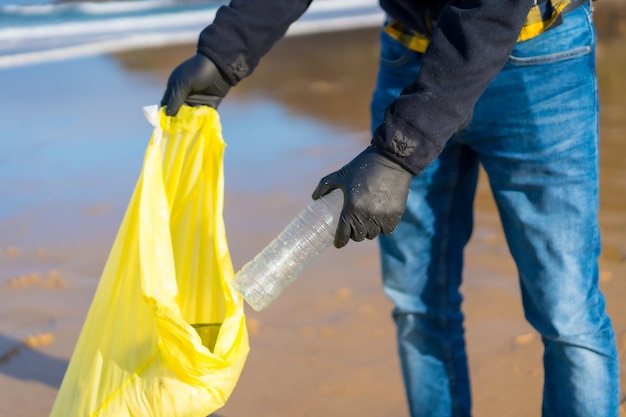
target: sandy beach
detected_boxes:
[1,3,625,416]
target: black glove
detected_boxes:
[160,54,231,116]
[312,146,412,248]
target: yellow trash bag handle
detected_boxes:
[50,105,249,417]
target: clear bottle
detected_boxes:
[232,190,344,311]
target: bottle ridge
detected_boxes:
[232,190,343,311]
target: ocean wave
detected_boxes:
[0,0,383,69]
[0,0,209,16]
[0,9,217,40]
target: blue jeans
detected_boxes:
[370,4,619,417]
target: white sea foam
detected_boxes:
[0,0,179,15]
[0,9,217,41]
[0,31,199,68]
[0,0,383,69]
[288,13,384,37]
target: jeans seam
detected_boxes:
[589,0,599,330]
[508,45,591,66]
[380,32,414,67]
[437,145,463,417]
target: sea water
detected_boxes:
[0,0,383,69]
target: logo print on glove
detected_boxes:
[390,130,417,158]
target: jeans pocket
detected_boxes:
[380,31,415,67]
[508,4,595,66]
[508,45,591,66]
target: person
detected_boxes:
[161,0,620,415]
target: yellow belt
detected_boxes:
[384,0,588,54]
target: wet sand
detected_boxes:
[1,3,625,416]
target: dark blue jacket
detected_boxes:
[197,0,534,175]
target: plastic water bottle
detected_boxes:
[232,190,344,311]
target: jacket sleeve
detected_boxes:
[371,0,534,175]
[197,0,313,85]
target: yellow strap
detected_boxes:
[519,0,571,41]
[385,0,579,54]
[384,21,430,54]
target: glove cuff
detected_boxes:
[196,49,240,87]
[365,145,413,176]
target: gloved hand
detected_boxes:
[312,146,412,248]
[160,54,231,116]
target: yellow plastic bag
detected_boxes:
[50,105,249,417]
